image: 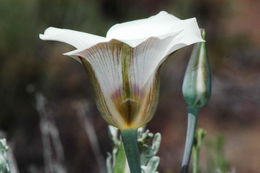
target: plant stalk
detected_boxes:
[181,107,199,173]
[121,129,141,173]
[192,145,200,173]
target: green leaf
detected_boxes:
[114,143,127,173]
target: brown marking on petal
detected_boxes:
[111,85,143,126]
[122,98,137,125]
[111,88,121,100]
[132,83,143,96]
[131,72,160,128]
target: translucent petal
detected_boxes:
[164,18,205,56]
[107,11,179,40]
[39,27,105,50]
[106,11,203,47]
[130,37,174,89]
[76,40,126,128]
[70,38,175,129]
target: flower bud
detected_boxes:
[182,29,211,108]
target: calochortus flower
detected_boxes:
[40,11,203,173]
[40,11,203,130]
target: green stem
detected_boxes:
[192,129,206,173]
[120,129,141,173]
[192,145,199,173]
[181,107,199,173]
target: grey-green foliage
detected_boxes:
[107,126,161,173]
[0,139,11,173]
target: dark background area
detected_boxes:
[0,0,259,172]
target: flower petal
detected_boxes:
[106,11,181,46]
[70,38,173,128]
[106,11,179,40]
[71,38,173,96]
[69,29,202,129]
[130,37,174,89]
[164,18,204,56]
[106,11,203,47]
[69,16,203,89]
[76,40,126,128]
[39,27,105,50]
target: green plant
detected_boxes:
[107,126,161,173]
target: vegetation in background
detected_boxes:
[205,135,230,173]
[191,129,231,173]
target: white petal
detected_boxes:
[69,39,170,128]
[72,37,172,94]
[130,37,174,89]
[69,33,202,128]
[106,11,180,40]
[106,11,203,47]
[70,38,172,95]
[67,15,203,88]
[39,27,105,50]
[164,18,204,56]
[72,41,126,128]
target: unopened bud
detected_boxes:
[182,29,211,108]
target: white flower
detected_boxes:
[39,11,203,130]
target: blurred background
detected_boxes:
[0,0,259,172]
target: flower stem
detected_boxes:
[181,107,199,173]
[120,129,141,173]
[192,144,200,173]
